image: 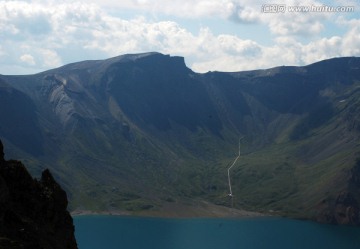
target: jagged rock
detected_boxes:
[0,139,78,249]
[317,191,360,225]
[333,192,359,225]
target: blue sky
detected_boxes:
[0,0,359,74]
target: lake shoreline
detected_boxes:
[71,200,269,219]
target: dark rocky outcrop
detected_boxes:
[316,191,360,225]
[0,139,77,249]
[333,192,360,225]
[316,159,360,225]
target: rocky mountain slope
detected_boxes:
[0,140,77,248]
[0,53,360,224]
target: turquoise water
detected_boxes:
[74,216,360,249]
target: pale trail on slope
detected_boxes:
[228,137,242,197]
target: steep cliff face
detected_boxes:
[316,159,360,225]
[0,140,77,249]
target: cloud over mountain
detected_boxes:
[0,0,359,74]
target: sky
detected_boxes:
[0,0,359,75]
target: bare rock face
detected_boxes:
[0,139,78,249]
[316,160,360,226]
[333,192,359,225]
[316,192,360,225]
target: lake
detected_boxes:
[74,216,360,249]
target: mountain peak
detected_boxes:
[104,52,187,69]
[107,51,164,62]
[41,52,188,76]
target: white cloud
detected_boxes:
[301,36,342,64]
[262,0,334,37]
[336,17,360,55]
[91,0,255,19]
[84,0,334,36]
[40,49,62,68]
[20,54,36,65]
[0,1,52,38]
[0,0,359,75]
[267,14,325,36]
[218,35,261,56]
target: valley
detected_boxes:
[1,53,360,224]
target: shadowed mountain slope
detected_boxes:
[0,53,360,224]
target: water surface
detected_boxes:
[74,216,360,249]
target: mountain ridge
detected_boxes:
[0,53,360,224]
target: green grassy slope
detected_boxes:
[0,54,359,222]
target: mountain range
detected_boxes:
[1,52,360,224]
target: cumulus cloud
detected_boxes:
[0,0,359,75]
[86,0,334,36]
[338,19,360,56]
[301,37,342,64]
[40,49,62,68]
[92,0,254,20]
[267,14,325,36]
[218,35,261,56]
[20,54,36,65]
[262,0,334,37]
[0,1,52,38]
